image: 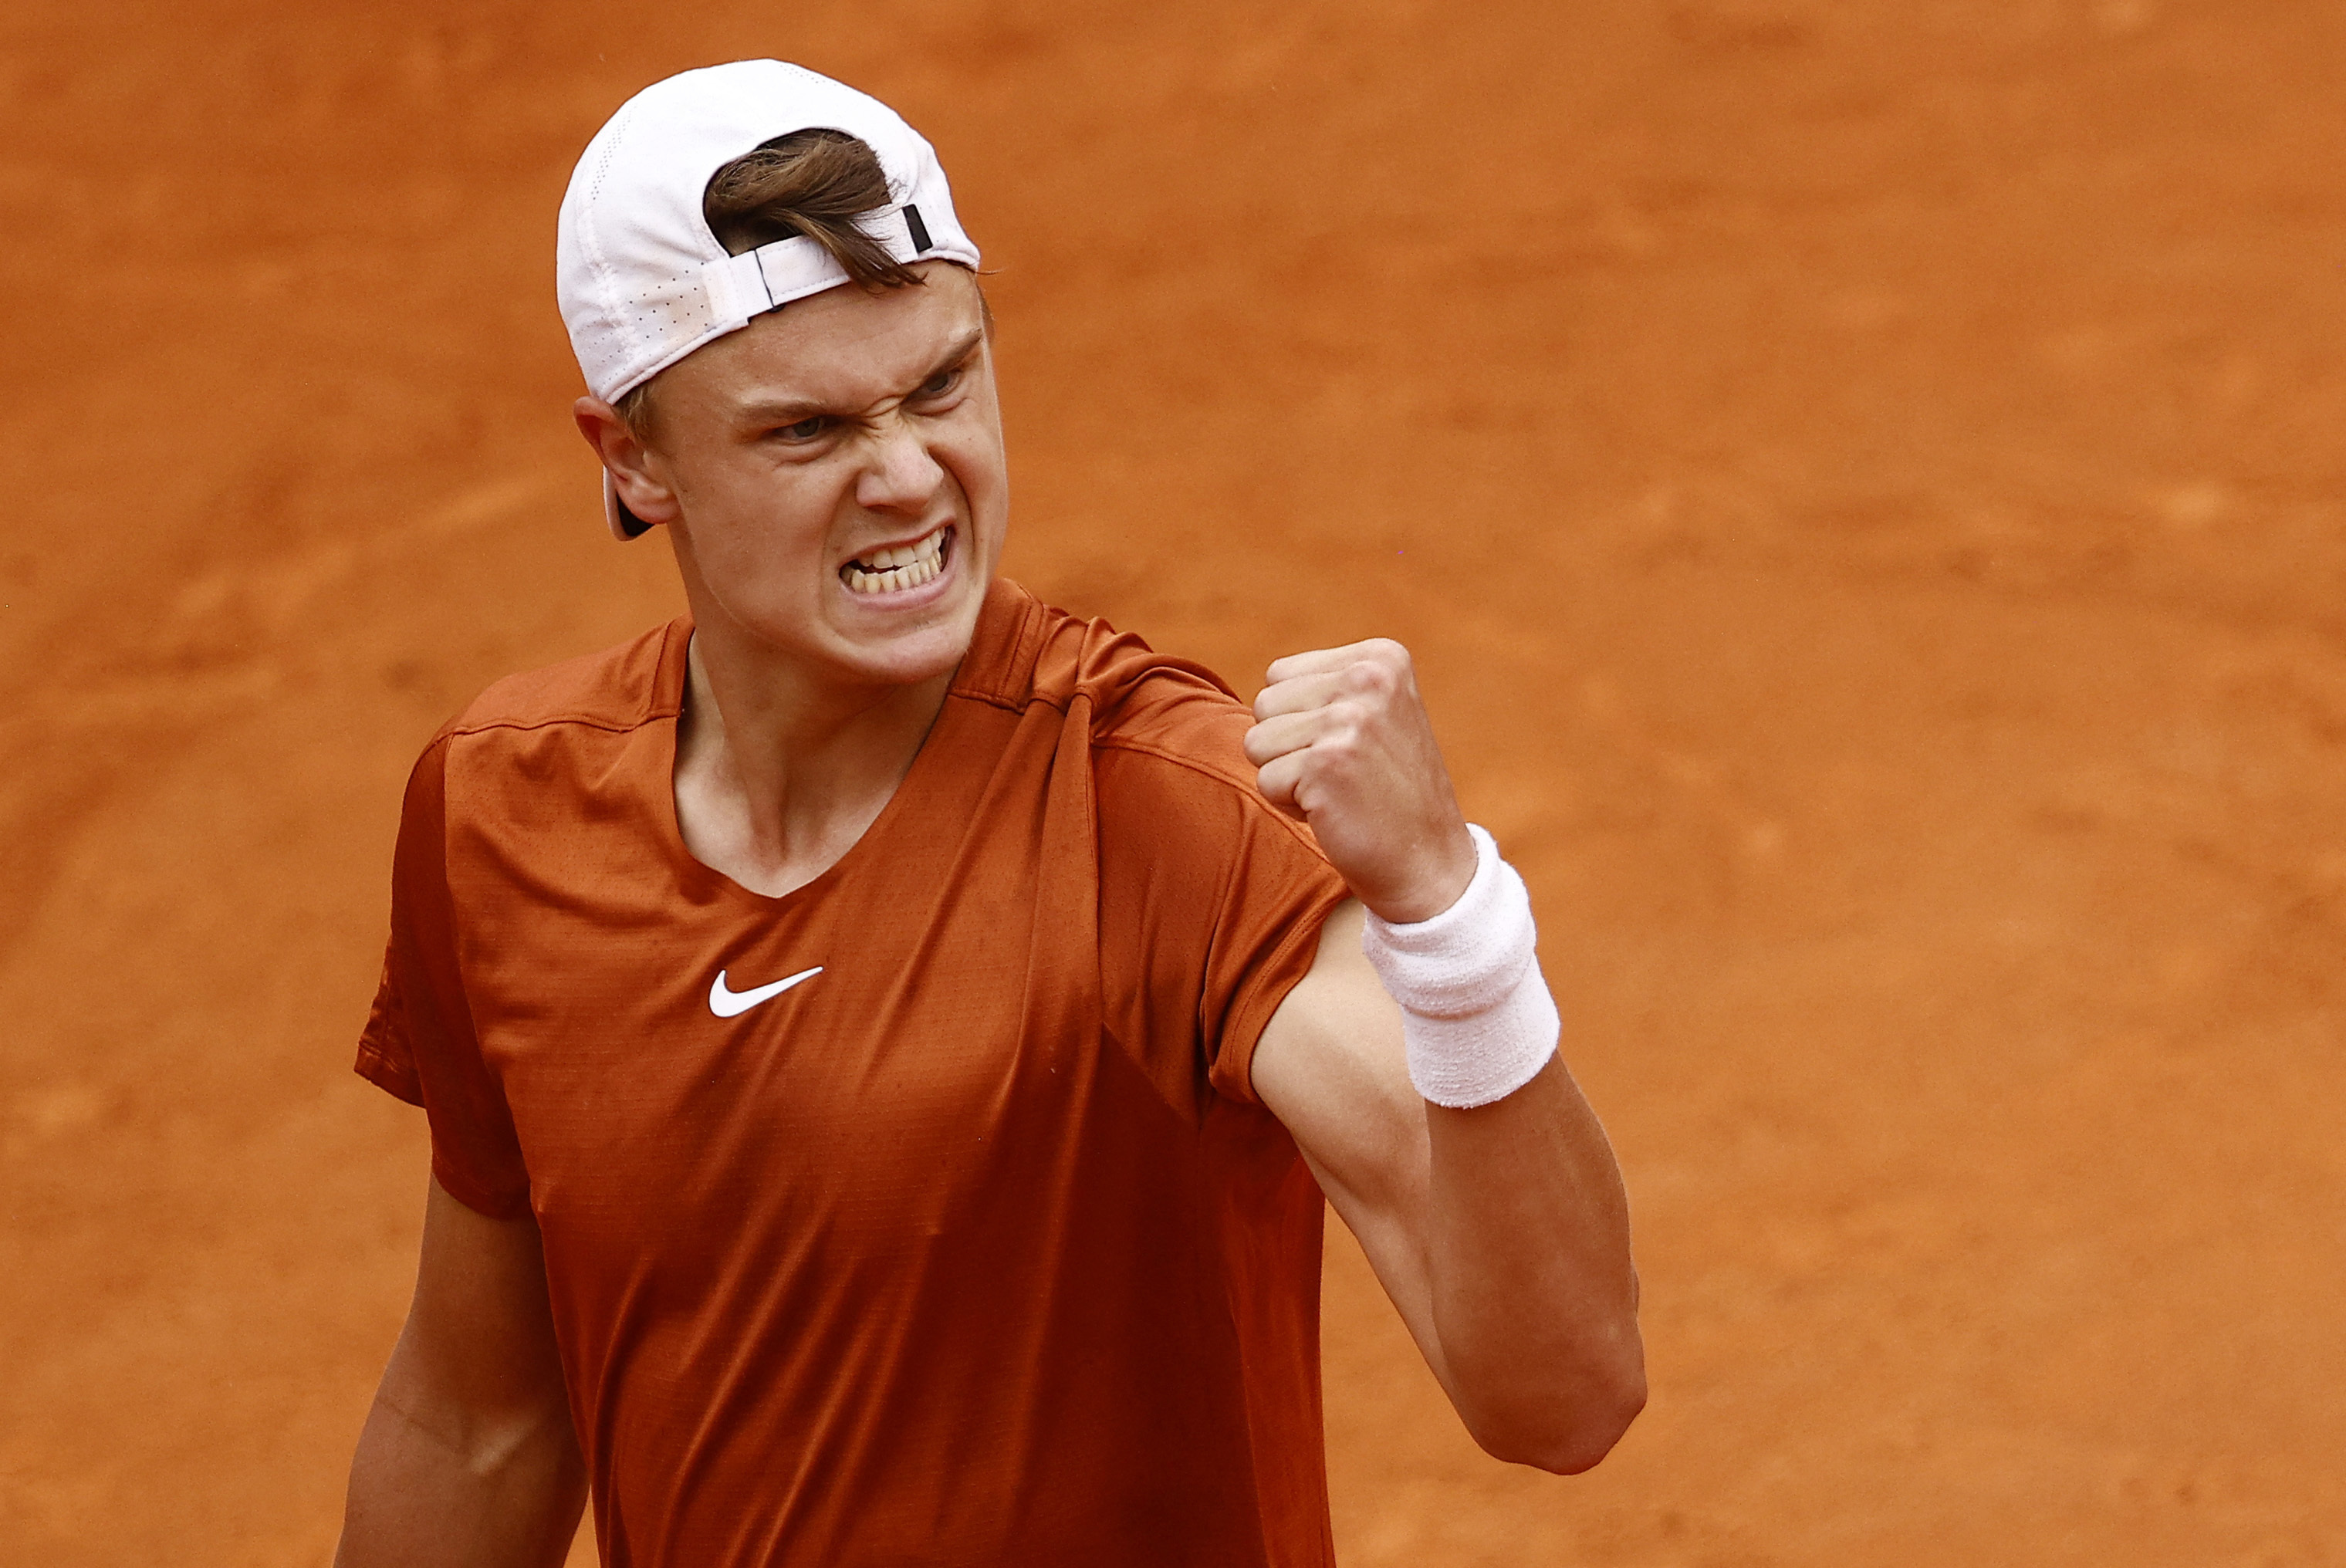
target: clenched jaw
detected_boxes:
[841,522,953,596]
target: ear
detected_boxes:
[573,396,681,527]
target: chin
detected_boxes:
[827,596,984,689]
[844,633,972,689]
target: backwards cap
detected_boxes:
[556,60,981,538]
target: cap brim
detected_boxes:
[604,471,654,541]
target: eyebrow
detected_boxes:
[734,326,987,427]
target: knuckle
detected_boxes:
[1362,640,1416,694]
[1317,728,1364,768]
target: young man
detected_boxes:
[336,60,1641,1567]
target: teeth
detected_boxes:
[843,528,948,595]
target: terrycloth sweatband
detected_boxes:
[1361,825,1560,1109]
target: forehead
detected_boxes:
[660,262,985,421]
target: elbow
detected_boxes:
[1463,1349,1647,1476]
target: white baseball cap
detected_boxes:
[556,60,982,539]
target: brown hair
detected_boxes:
[704,128,927,283]
[614,129,927,435]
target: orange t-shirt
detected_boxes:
[357,577,1350,1566]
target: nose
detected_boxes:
[853,413,946,515]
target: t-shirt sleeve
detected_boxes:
[1094,684,1351,1107]
[355,736,534,1221]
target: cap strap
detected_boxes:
[698,204,949,333]
[700,248,779,332]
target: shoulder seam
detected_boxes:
[950,686,1070,718]
[1094,734,1325,853]
[1094,732,1249,786]
[446,712,661,739]
[445,618,684,740]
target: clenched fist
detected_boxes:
[1245,639,1479,924]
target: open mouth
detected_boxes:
[840,525,952,596]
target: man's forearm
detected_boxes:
[1421,1055,1643,1473]
[1253,921,1643,1475]
[336,1374,587,1568]
[1352,822,1645,1469]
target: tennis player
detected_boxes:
[334,59,1641,1567]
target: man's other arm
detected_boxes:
[335,1178,586,1567]
[1244,639,1644,1475]
[1253,914,1641,1472]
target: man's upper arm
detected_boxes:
[1250,903,1452,1372]
[384,1178,573,1437]
[339,1181,582,1568]
[1252,902,1415,1199]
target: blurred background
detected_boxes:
[5,2,2344,1563]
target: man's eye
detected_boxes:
[779,417,827,441]
[916,369,961,399]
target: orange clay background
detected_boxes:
[5,2,2344,1563]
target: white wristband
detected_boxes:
[1361,825,1560,1109]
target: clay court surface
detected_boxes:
[7,0,2345,1561]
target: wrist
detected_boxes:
[1361,824,1479,926]
[1361,826,1560,1108]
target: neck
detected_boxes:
[674,614,956,900]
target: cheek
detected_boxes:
[686,466,848,582]
[937,424,1009,515]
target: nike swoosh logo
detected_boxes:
[708,965,823,1019]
